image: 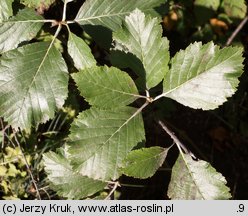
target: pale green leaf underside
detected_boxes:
[72,66,140,109]
[75,0,165,31]
[122,146,168,179]
[113,9,170,89]
[68,31,96,70]
[0,42,69,130]
[0,8,43,53]
[163,41,243,110]
[43,150,106,199]
[68,107,145,180]
[222,0,247,19]
[0,0,14,22]
[168,154,231,200]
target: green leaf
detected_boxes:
[194,0,220,24]
[68,31,96,70]
[72,65,141,109]
[0,0,14,22]
[163,41,244,110]
[122,147,168,179]
[0,8,43,53]
[20,0,56,9]
[110,50,144,75]
[195,0,220,10]
[168,154,231,200]
[43,149,106,199]
[221,0,247,20]
[68,107,145,180]
[0,42,69,130]
[75,0,165,31]
[113,9,170,89]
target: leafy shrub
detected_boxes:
[0,0,245,199]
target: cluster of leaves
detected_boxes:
[0,0,245,199]
[163,0,247,45]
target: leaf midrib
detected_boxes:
[75,8,155,23]
[16,27,61,126]
[127,150,166,166]
[83,78,142,98]
[163,49,240,97]
[74,104,146,179]
[180,154,205,199]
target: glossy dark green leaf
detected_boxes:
[0,42,69,130]
[68,107,145,180]
[72,66,141,108]
[0,8,44,53]
[122,147,168,179]
[68,31,96,70]
[113,9,169,89]
[113,9,170,89]
[75,0,165,31]
[43,149,106,199]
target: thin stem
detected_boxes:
[62,0,68,22]
[66,20,76,24]
[153,93,166,102]
[2,19,57,24]
[13,130,41,200]
[0,158,20,165]
[226,16,248,47]
[157,120,197,159]
[105,181,120,200]
[51,24,62,45]
[3,130,16,148]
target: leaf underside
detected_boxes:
[0,42,69,130]
[168,154,231,200]
[122,146,168,179]
[163,41,243,110]
[113,9,170,89]
[75,0,165,31]
[72,65,140,109]
[0,8,43,53]
[43,149,106,199]
[68,107,145,181]
[0,0,14,22]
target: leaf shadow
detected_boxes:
[110,50,146,91]
[83,24,113,50]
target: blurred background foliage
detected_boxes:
[1,0,248,199]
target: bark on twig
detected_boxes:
[157,120,197,159]
[226,16,248,47]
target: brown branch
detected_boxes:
[226,16,248,47]
[105,181,120,200]
[157,120,197,159]
[12,130,41,200]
